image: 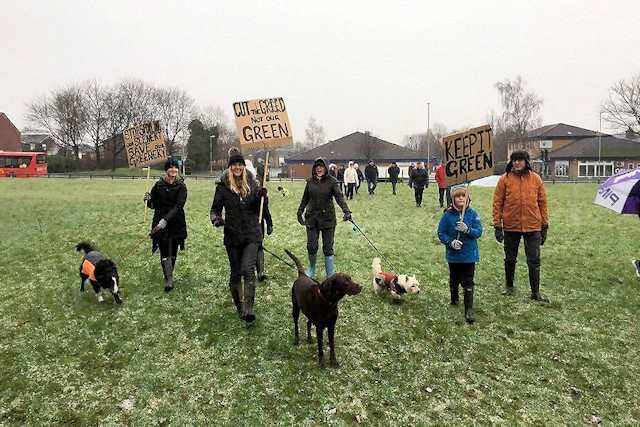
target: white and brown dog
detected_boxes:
[372,257,420,300]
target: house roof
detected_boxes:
[21,133,52,144]
[521,123,602,140]
[285,131,427,164]
[550,135,640,159]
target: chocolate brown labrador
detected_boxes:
[285,250,362,366]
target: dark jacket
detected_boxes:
[210,169,263,247]
[148,176,188,252]
[365,163,379,181]
[297,157,351,230]
[387,164,400,182]
[410,168,429,190]
[437,204,482,263]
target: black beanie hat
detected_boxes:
[510,150,530,162]
[227,148,246,167]
[164,157,180,171]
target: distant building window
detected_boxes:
[555,161,569,177]
[578,161,613,178]
[30,143,35,150]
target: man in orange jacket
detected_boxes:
[492,150,549,302]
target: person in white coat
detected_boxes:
[343,161,359,200]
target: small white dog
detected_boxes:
[372,258,420,300]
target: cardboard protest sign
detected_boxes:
[233,97,293,150]
[441,124,494,187]
[123,120,168,169]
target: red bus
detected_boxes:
[0,152,48,177]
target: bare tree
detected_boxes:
[25,83,88,161]
[153,87,197,156]
[358,131,384,160]
[83,80,109,168]
[303,117,326,150]
[601,72,640,136]
[495,76,543,137]
[200,104,230,129]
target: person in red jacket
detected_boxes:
[492,149,549,302]
[435,162,451,208]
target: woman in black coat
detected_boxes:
[296,157,352,278]
[210,149,266,323]
[144,158,188,292]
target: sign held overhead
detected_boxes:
[441,124,494,187]
[233,97,293,150]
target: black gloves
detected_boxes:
[343,212,352,222]
[494,227,504,243]
[297,214,305,226]
[267,225,273,235]
[212,216,225,227]
[257,187,267,198]
[541,225,548,246]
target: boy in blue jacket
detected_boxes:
[437,186,483,323]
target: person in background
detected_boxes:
[435,162,451,208]
[343,160,359,200]
[328,163,337,179]
[297,157,352,278]
[256,157,266,186]
[210,149,267,323]
[408,163,415,188]
[410,161,429,207]
[354,163,364,194]
[256,183,273,282]
[336,163,345,193]
[438,186,482,323]
[143,157,188,292]
[364,159,379,195]
[493,149,549,302]
[387,161,400,195]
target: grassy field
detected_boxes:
[1,176,639,426]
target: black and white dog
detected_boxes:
[76,241,122,304]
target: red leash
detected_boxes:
[115,228,157,265]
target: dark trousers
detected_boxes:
[226,242,259,283]
[390,180,398,194]
[503,231,541,268]
[306,226,335,256]
[367,179,377,194]
[439,187,451,207]
[346,183,355,199]
[448,262,476,289]
[414,187,424,206]
[158,238,180,259]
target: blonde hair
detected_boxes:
[229,168,250,197]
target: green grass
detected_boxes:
[1,177,639,426]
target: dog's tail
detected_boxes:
[76,241,96,254]
[284,249,306,277]
[372,257,382,275]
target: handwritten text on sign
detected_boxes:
[442,124,494,187]
[123,120,168,169]
[233,97,293,150]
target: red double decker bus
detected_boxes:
[0,152,48,177]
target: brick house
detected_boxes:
[0,113,20,151]
[508,123,640,180]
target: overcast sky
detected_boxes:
[2,0,639,144]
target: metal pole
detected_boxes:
[209,135,214,175]
[598,112,602,177]
[427,102,430,171]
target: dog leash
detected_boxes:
[115,229,156,265]
[349,218,398,275]
[262,245,297,271]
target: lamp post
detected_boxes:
[209,135,215,175]
[427,102,431,171]
[598,112,602,178]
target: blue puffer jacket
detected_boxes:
[437,205,483,263]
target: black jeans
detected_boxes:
[414,187,424,206]
[226,242,259,283]
[346,183,355,199]
[439,187,451,207]
[306,226,336,256]
[448,262,476,289]
[503,231,541,268]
